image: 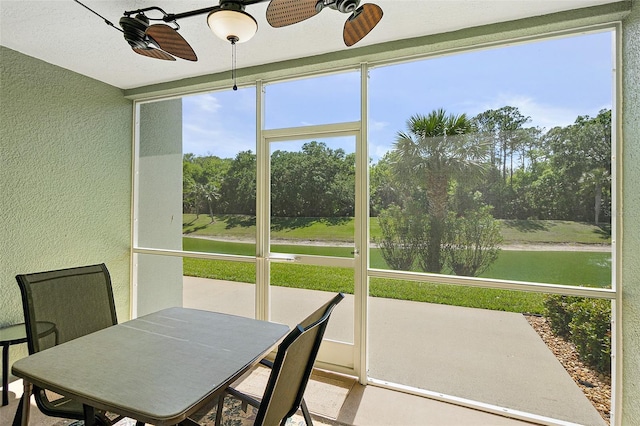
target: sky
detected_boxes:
[181,30,614,162]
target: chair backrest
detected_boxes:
[16,263,118,354]
[255,293,344,426]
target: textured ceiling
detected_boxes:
[0,0,621,90]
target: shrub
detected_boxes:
[443,205,502,277]
[543,295,611,375]
[569,298,611,374]
[375,205,419,270]
[543,295,582,338]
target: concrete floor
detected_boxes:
[184,278,607,426]
[0,278,605,426]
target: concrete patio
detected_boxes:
[184,277,607,426]
[0,278,606,426]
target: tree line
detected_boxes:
[184,105,611,226]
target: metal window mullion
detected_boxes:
[356,62,370,385]
[368,268,616,300]
[132,247,255,263]
[256,80,270,321]
[131,102,142,319]
[262,122,360,141]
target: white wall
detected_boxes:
[134,100,184,316]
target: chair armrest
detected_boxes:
[259,358,274,369]
[226,387,262,409]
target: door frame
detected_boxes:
[256,121,367,377]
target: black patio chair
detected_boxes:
[12,263,121,426]
[214,292,344,426]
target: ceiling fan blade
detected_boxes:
[343,3,383,47]
[132,46,176,61]
[146,24,197,62]
[266,0,320,28]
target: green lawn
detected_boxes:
[183,214,362,243]
[183,214,611,245]
[184,256,546,313]
[500,219,611,244]
[481,251,610,287]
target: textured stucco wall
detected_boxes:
[0,46,132,381]
[135,100,183,316]
[621,1,640,423]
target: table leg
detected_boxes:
[2,343,8,406]
[83,404,96,426]
[20,381,32,426]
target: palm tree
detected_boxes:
[393,109,487,272]
[200,182,221,223]
[580,167,611,224]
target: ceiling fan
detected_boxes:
[74,0,384,62]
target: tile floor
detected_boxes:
[1,371,534,426]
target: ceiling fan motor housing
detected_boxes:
[332,0,360,13]
[120,14,150,49]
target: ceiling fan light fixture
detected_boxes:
[207,9,258,43]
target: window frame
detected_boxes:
[131,24,622,426]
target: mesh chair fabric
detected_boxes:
[18,264,117,353]
[14,263,118,423]
[255,293,344,426]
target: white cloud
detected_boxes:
[369,119,389,132]
[182,94,255,158]
[467,93,609,130]
[186,94,222,114]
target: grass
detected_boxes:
[481,251,611,287]
[500,219,611,244]
[183,214,611,245]
[181,214,612,315]
[183,258,546,313]
[183,214,361,243]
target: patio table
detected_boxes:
[11,307,289,426]
[0,321,57,406]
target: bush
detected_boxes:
[375,205,419,270]
[543,295,611,374]
[443,206,502,277]
[569,298,611,374]
[543,295,582,338]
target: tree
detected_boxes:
[443,204,502,277]
[580,168,610,224]
[199,182,220,223]
[270,141,355,218]
[220,150,256,215]
[182,154,230,217]
[375,205,419,270]
[370,154,398,216]
[472,106,533,217]
[392,109,487,272]
[183,155,204,216]
[297,142,353,217]
[543,109,612,222]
